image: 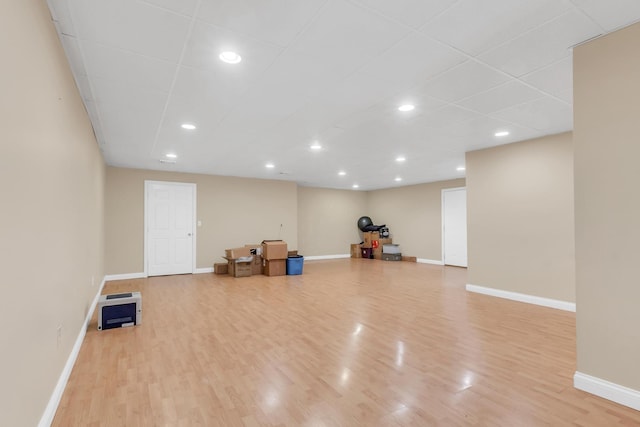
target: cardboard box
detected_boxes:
[350,244,362,258]
[262,240,288,260]
[402,256,417,262]
[372,239,391,259]
[228,260,252,277]
[288,250,298,257]
[382,253,402,261]
[362,231,380,248]
[264,259,286,276]
[225,247,251,259]
[244,244,263,256]
[213,263,228,274]
[251,255,263,275]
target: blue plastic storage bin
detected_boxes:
[286,255,304,275]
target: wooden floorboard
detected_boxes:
[53,259,640,426]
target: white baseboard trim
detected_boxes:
[194,267,214,274]
[417,258,444,265]
[574,371,640,411]
[466,284,576,312]
[305,254,351,261]
[39,275,106,427]
[104,272,146,281]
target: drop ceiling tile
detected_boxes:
[521,56,572,100]
[418,60,510,102]
[490,96,572,131]
[352,0,458,29]
[408,105,482,130]
[70,0,191,62]
[282,0,409,81]
[140,0,199,16]
[59,35,86,76]
[421,0,574,56]
[478,9,601,77]
[441,116,538,145]
[556,88,573,104]
[48,0,77,37]
[180,21,283,75]
[359,32,467,89]
[81,41,176,93]
[197,0,326,47]
[457,80,544,114]
[156,66,248,141]
[220,85,312,132]
[89,76,166,151]
[572,0,640,31]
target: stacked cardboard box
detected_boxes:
[245,244,264,275]
[222,246,253,277]
[262,240,288,276]
[217,240,294,277]
[351,230,412,261]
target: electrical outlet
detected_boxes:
[56,325,62,348]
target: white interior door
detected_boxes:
[442,187,467,267]
[145,181,195,276]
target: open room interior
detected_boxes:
[3,1,640,426]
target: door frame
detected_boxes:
[441,186,467,267]
[144,180,197,277]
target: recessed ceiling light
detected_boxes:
[181,123,196,130]
[398,104,415,112]
[338,171,346,176]
[396,156,406,162]
[265,163,275,169]
[166,153,177,159]
[352,184,359,189]
[310,142,322,150]
[219,51,242,64]
[495,131,509,137]
[394,177,402,182]
[457,166,466,171]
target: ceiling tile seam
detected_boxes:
[212,0,332,130]
[138,0,198,20]
[47,0,78,38]
[190,18,289,51]
[148,0,204,159]
[227,0,563,145]
[453,7,592,60]
[60,3,109,150]
[230,27,470,148]
[372,12,577,109]
[439,53,574,108]
[474,9,603,71]
[417,0,464,29]
[448,79,550,110]
[81,38,182,67]
[567,0,607,33]
[344,0,451,32]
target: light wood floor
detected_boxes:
[53,260,640,426]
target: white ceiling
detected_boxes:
[46,0,640,190]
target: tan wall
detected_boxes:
[297,187,367,256]
[367,179,465,261]
[0,1,105,426]
[105,167,297,274]
[466,133,575,302]
[574,23,640,390]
